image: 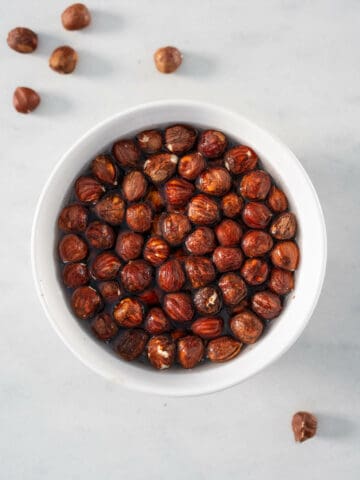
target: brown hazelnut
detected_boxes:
[230,310,263,344]
[147,335,175,369]
[241,258,269,285]
[94,193,125,225]
[191,317,223,339]
[91,252,122,280]
[61,3,91,30]
[71,286,101,319]
[122,171,148,203]
[7,27,37,53]
[91,313,118,340]
[251,290,282,320]
[75,176,104,204]
[113,297,144,327]
[157,259,185,292]
[292,411,318,443]
[116,329,148,361]
[58,234,88,263]
[85,221,115,250]
[270,241,299,271]
[207,336,242,363]
[151,214,163,235]
[241,230,273,257]
[137,288,162,307]
[62,262,89,288]
[144,153,178,183]
[240,170,271,200]
[218,272,247,305]
[224,145,258,174]
[121,260,153,293]
[215,219,242,246]
[136,129,163,153]
[212,247,243,272]
[268,268,294,295]
[185,227,216,255]
[160,212,191,246]
[115,231,144,261]
[165,125,197,154]
[143,236,170,266]
[193,286,221,315]
[177,335,204,368]
[187,194,220,225]
[13,87,40,113]
[242,202,272,229]
[154,46,182,73]
[221,192,243,218]
[230,298,250,315]
[91,154,117,186]
[58,204,88,232]
[198,130,227,158]
[184,256,216,289]
[146,187,165,213]
[197,167,231,197]
[126,203,153,232]
[112,139,141,168]
[145,307,171,334]
[171,329,187,341]
[163,293,194,322]
[49,46,78,74]
[163,177,195,209]
[267,185,288,212]
[98,280,122,302]
[270,212,297,240]
[178,152,206,180]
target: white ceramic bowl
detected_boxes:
[31,100,327,396]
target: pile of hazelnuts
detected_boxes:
[57,124,299,370]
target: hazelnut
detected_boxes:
[241,258,269,285]
[197,167,231,197]
[13,87,40,113]
[151,214,163,235]
[49,45,78,74]
[198,130,227,158]
[121,260,153,293]
[7,27,37,53]
[115,231,144,261]
[94,193,125,225]
[215,219,242,246]
[207,336,242,363]
[75,176,105,204]
[146,187,165,213]
[116,329,148,361]
[144,153,178,183]
[165,124,197,154]
[292,411,318,443]
[62,262,89,288]
[163,178,195,209]
[91,313,118,341]
[147,335,175,369]
[187,194,220,225]
[224,145,258,174]
[212,247,243,272]
[191,317,223,339]
[137,288,162,307]
[242,202,272,229]
[163,293,194,322]
[157,259,185,292]
[58,204,88,233]
[177,335,204,368]
[71,286,101,319]
[58,234,88,263]
[251,290,282,320]
[136,129,163,153]
[184,256,216,289]
[98,280,122,302]
[91,154,117,186]
[230,310,263,344]
[178,152,206,180]
[112,139,141,168]
[61,3,91,30]
[240,170,271,200]
[122,171,148,203]
[126,203,153,232]
[145,308,171,334]
[171,329,187,341]
[185,226,216,255]
[241,230,273,257]
[270,241,299,271]
[91,252,122,280]
[154,46,182,73]
[221,192,243,218]
[193,286,222,315]
[269,268,294,295]
[160,212,191,246]
[113,297,144,327]
[270,212,297,240]
[218,273,247,305]
[267,185,288,212]
[143,236,170,266]
[230,298,250,315]
[85,221,115,250]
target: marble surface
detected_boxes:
[1,0,360,478]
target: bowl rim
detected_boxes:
[31,99,327,396]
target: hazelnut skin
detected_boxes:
[113,298,144,327]
[270,212,297,240]
[145,308,171,335]
[112,139,141,168]
[184,256,216,289]
[191,317,223,339]
[157,259,185,292]
[62,262,89,288]
[193,286,222,315]
[61,3,91,30]
[241,258,269,285]
[221,192,243,218]
[91,252,122,280]
[98,280,122,302]
[187,194,220,225]
[219,273,247,305]
[163,293,194,322]
[75,176,105,204]
[163,177,195,209]
[143,236,170,266]
[270,241,299,271]
[160,212,191,246]
[197,167,231,196]
[267,185,288,212]
[91,313,118,341]
[185,226,216,255]
[230,310,263,344]
[58,234,88,263]
[115,231,144,261]
[178,152,206,180]
[165,124,197,154]
[49,46,78,74]
[85,221,115,250]
[126,203,153,232]
[198,130,227,158]
[171,329,187,341]
[151,214,163,235]
[146,187,165,213]
[71,286,101,319]
[13,87,40,113]
[136,129,163,153]
[207,336,242,363]
[137,288,162,307]
[212,247,243,272]
[242,202,273,229]
[215,219,242,246]
[94,193,125,225]
[268,268,294,295]
[177,335,204,368]
[224,145,258,174]
[251,290,282,320]
[58,204,88,233]
[116,329,148,361]
[154,46,183,74]
[91,154,117,186]
[7,27,37,53]
[239,170,271,200]
[147,335,176,369]
[144,153,178,183]
[241,230,273,257]
[122,171,148,203]
[121,260,153,293]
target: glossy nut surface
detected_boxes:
[219,273,247,305]
[270,212,297,240]
[197,167,231,197]
[193,286,221,315]
[165,124,196,154]
[85,221,115,249]
[178,152,206,180]
[160,212,191,246]
[241,258,269,285]
[7,27,38,53]
[136,129,163,153]
[147,335,175,369]
[58,204,88,232]
[49,46,78,74]
[144,153,178,183]
[187,194,220,225]
[58,234,88,262]
[91,252,121,280]
[154,46,182,74]
[112,139,141,168]
[145,308,171,334]
[240,170,271,200]
[215,219,242,246]
[98,280,122,302]
[212,247,243,272]
[91,154,117,186]
[122,171,147,202]
[115,231,144,261]
[163,293,194,322]
[143,236,170,266]
[177,335,204,368]
[163,177,195,209]
[157,259,185,292]
[207,336,242,363]
[120,260,153,293]
[221,192,243,218]
[13,87,40,113]
[126,203,153,232]
[62,262,89,288]
[270,241,299,271]
[241,230,273,257]
[198,130,227,158]
[251,290,282,320]
[75,176,104,204]
[268,268,294,295]
[224,145,258,174]
[267,185,288,212]
[71,286,101,319]
[61,3,91,30]
[94,193,125,225]
[191,317,223,339]
[242,202,272,229]
[185,227,216,255]
[230,310,263,344]
[184,256,216,289]
[113,298,143,327]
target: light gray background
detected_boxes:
[1,0,359,478]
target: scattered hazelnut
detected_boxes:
[115,231,144,261]
[207,336,242,363]
[61,3,91,30]
[85,221,115,250]
[193,286,222,315]
[137,288,162,306]
[219,272,247,305]
[197,167,231,197]
[98,280,122,302]
[224,145,258,174]
[62,262,89,288]
[270,212,297,240]
[58,234,88,263]
[215,219,242,246]
[212,247,243,272]
[71,285,101,319]
[198,130,227,158]
[267,185,288,212]
[145,187,165,213]
[191,317,223,339]
[241,258,269,285]
[230,310,263,344]
[160,212,191,246]
[113,297,144,327]
[163,292,194,322]
[116,329,148,361]
[91,313,118,340]
[185,226,216,255]
[177,335,204,368]
[165,125,197,154]
[147,335,175,369]
[49,45,78,74]
[154,46,182,73]
[58,204,88,233]
[240,170,271,200]
[122,171,148,203]
[184,256,216,289]
[270,241,299,271]
[269,268,294,295]
[251,290,282,320]
[145,308,171,334]
[242,202,272,229]
[7,27,37,53]
[121,260,153,293]
[143,236,170,266]
[136,129,163,153]
[157,259,185,292]
[221,192,243,218]
[13,87,40,113]
[126,203,153,232]
[241,230,273,257]
[292,411,318,442]
[144,153,178,183]
[112,139,141,168]
[75,176,105,204]
[163,177,195,209]
[91,154,117,186]
[91,252,122,280]
[187,194,220,225]
[94,193,125,225]
[178,152,206,180]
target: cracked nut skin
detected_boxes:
[75,176,104,204]
[252,290,282,320]
[136,129,163,153]
[177,335,204,369]
[242,202,272,229]
[178,152,206,180]
[61,3,91,30]
[144,153,178,184]
[224,145,258,174]
[185,226,216,255]
[221,192,243,218]
[292,411,318,442]
[145,307,170,334]
[270,212,297,240]
[240,170,271,201]
[121,260,153,293]
[91,154,117,185]
[163,292,194,322]
[207,336,242,363]
[163,177,195,209]
[13,87,40,113]
[198,130,227,158]
[98,280,122,302]
[7,27,38,53]
[212,247,243,273]
[270,241,299,271]
[160,212,191,246]
[147,335,176,369]
[116,329,148,361]
[113,297,144,327]
[193,286,221,315]
[49,45,78,74]
[187,194,220,225]
[197,167,231,197]
[146,187,165,213]
[267,185,288,212]
[62,262,89,288]
[184,256,216,289]
[126,203,153,232]
[230,310,263,344]
[94,193,125,225]
[215,219,242,246]
[157,259,185,292]
[91,252,122,280]
[191,317,223,339]
[241,258,269,285]
[219,273,247,305]
[112,139,141,168]
[58,204,88,232]
[85,221,115,250]
[143,236,170,266]
[154,46,182,73]
[91,313,118,341]
[71,286,101,319]
[115,231,144,262]
[165,124,197,154]
[269,268,294,295]
[241,230,273,257]
[59,234,88,263]
[122,171,147,202]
